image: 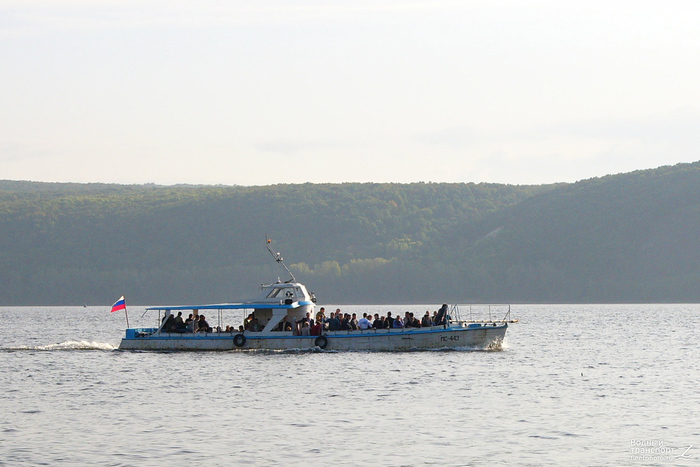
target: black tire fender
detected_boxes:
[233,333,246,348]
[314,335,328,349]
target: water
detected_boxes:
[1,304,698,466]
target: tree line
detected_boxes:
[1,161,698,305]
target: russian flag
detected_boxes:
[111,296,126,313]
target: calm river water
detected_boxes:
[1,304,698,466]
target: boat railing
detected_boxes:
[449,304,518,324]
[126,328,158,338]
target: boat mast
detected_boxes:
[265,236,296,283]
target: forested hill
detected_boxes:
[1,161,698,305]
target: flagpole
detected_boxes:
[124,298,130,328]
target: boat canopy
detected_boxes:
[146,301,307,312]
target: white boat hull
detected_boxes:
[118,323,507,351]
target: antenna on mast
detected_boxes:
[265,235,296,283]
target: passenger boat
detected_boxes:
[118,241,511,351]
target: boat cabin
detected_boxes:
[244,280,317,333]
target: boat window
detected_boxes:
[266,287,298,299]
[266,288,283,298]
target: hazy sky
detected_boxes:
[2,1,699,186]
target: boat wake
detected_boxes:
[438,345,504,352]
[1,341,118,351]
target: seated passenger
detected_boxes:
[164,314,176,332]
[297,312,311,327]
[350,313,359,330]
[340,314,352,330]
[185,314,195,332]
[244,313,254,330]
[385,312,394,329]
[328,314,341,331]
[421,311,432,327]
[300,321,310,336]
[393,316,404,328]
[403,312,412,328]
[358,313,372,330]
[197,315,212,333]
[310,320,322,336]
[372,314,383,329]
[276,316,290,331]
[173,312,186,331]
[292,312,309,335]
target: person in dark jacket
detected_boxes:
[174,312,186,331]
[328,314,341,331]
[197,315,212,333]
[434,304,448,326]
[340,314,352,330]
[164,314,176,332]
[421,311,433,327]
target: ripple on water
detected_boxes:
[0,304,698,466]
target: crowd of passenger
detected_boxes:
[161,304,449,336]
[279,305,449,336]
[161,311,243,334]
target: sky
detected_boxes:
[1,1,699,186]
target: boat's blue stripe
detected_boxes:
[123,324,506,341]
[145,300,314,311]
